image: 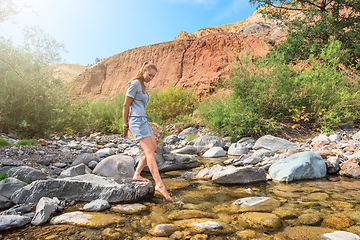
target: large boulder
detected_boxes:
[268,151,326,182]
[11,174,154,204]
[71,153,100,167]
[228,143,249,156]
[93,155,135,179]
[212,166,266,184]
[6,166,48,182]
[193,136,226,154]
[253,135,297,151]
[0,177,27,199]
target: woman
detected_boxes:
[122,62,172,201]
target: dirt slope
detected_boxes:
[71,33,272,98]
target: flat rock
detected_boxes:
[49,211,125,227]
[112,203,147,214]
[212,166,266,184]
[253,135,297,151]
[0,215,31,231]
[11,174,154,204]
[7,166,48,182]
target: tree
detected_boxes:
[0,0,67,137]
[250,0,360,69]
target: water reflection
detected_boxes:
[3,156,360,239]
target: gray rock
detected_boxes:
[124,146,141,156]
[88,161,98,170]
[172,146,198,155]
[179,127,198,138]
[212,166,266,184]
[268,151,326,182]
[96,148,115,158]
[104,143,116,148]
[203,147,226,158]
[160,154,200,171]
[228,143,249,156]
[353,132,360,141]
[253,135,297,151]
[68,141,82,150]
[0,195,13,210]
[59,163,89,178]
[252,149,275,159]
[11,174,154,204]
[0,160,24,167]
[193,136,226,154]
[93,155,134,179]
[329,134,342,143]
[320,231,360,240]
[325,156,340,174]
[71,153,100,167]
[195,164,226,178]
[83,199,110,212]
[238,22,271,34]
[238,137,255,149]
[243,156,261,165]
[164,135,180,145]
[31,197,58,225]
[0,215,31,231]
[7,166,47,182]
[0,177,27,199]
[349,151,360,159]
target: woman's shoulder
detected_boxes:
[129,79,141,86]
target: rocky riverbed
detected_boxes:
[1,126,360,239]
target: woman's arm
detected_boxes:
[122,96,134,137]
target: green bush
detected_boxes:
[198,39,360,139]
[0,27,66,138]
[147,85,198,124]
[15,139,38,146]
[0,172,6,181]
[0,138,11,147]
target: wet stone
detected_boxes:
[112,203,147,214]
[321,213,355,229]
[298,213,322,226]
[149,224,181,237]
[237,212,282,232]
[168,210,214,220]
[232,197,281,213]
[49,211,125,227]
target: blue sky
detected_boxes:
[1,0,257,65]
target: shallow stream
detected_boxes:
[2,156,360,239]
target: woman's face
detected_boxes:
[143,68,157,83]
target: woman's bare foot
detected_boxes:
[132,176,151,182]
[155,185,172,201]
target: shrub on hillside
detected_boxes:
[147,85,198,124]
[199,39,360,139]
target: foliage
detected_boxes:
[49,92,125,135]
[15,139,38,146]
[0,33,66,137]
[0,137,11,147]
[0,172,6,181]
[199,39,360,139]
[250,0,360,69]
[147,85,198,124]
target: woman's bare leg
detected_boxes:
[139,134,172,201]
[133,154,151,182]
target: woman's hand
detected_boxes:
[123,124,129,137]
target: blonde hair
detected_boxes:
[128,62,157,93]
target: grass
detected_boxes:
[0,138,11,147]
